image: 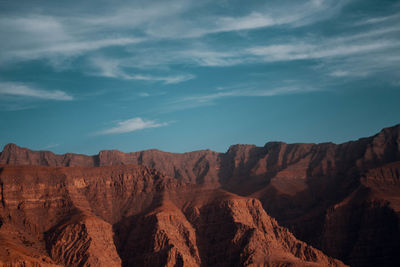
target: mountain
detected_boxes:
[0,165,345,266]
[1,124,399,266]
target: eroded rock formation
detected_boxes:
[1,124,399,266]
[0,165,345,266]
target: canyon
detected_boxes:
[0,124,399,266]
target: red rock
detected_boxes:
[0,165,346,266]
[1,123,399,266]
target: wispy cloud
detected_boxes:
[108,22,400,71]
[0,0,351,64]
[125,74,195,84]
[0,0,398,87]
[335,26,400,43]
[326,53,400,79]
[11,38,143,61]
[163,86,314,113]
[115,46,243,69]
[356,13,400,25]
[76,1,189,29]
[139,92,150,97]
[146,0,350,38]
[0,1,189,64]
[0,15,144,63]
[240,26,400,79]
[180,86,312,102]
[329,70,369,78]
[163,12,282,38]
[329,70,350,77]
[178,49,245,67]
[0,82,73,100]
[97,117,168,135]
[89,57,195,84]
[247,41,398,62]
[215,12,277,32]
[42,143,60,150]
[137,91,166,98]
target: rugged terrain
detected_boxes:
[0,165,344,266]
[0,124,399,266]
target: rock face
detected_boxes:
[0,165,345,267]
[46,213,121,267]
[0,124,399,266]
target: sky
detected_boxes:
[0,0,399,155]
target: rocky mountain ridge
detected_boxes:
[1,124,399,266]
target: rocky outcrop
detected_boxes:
[0,144,96,167]
[46,212,122,267]
[0,165,345,266]
[183,196,344,267]
[0,223,61,267]
[1,124,399,266]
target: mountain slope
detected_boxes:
[0,165,345,266]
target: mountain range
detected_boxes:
[1,124,399,266]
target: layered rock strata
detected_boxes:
[0,165,345,266]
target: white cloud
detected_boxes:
[98,117,168,135]
[329,70,349,77]
[117,46,243,68]
[248,44,313,61]
[145,0,350,38]
[325,53,400,79]
[329,70,369,77]
[78,0,191,30]
[0,82,73,100]
[130,74,195,84]
[356,13,400,25]
[335,26,400,43]
[0,1,192,64]
[311,0,325,7]
[89,56,194,84]
[0,0,398,86]
[6,37,143,62]
[0,0,352,65]
[138,91,166,98]
[43,143,60,149]
[144,12,280,39]
[115,23,400,70]
[178,49,245,67]
[213,12,277,33]
[0,14,144,64]
[0,16,70,50]
[163,86,314,113]
[248,41,397,62]
[182,86,310,102]
[241,24,400,79]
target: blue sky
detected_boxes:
[0,0,399,154]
